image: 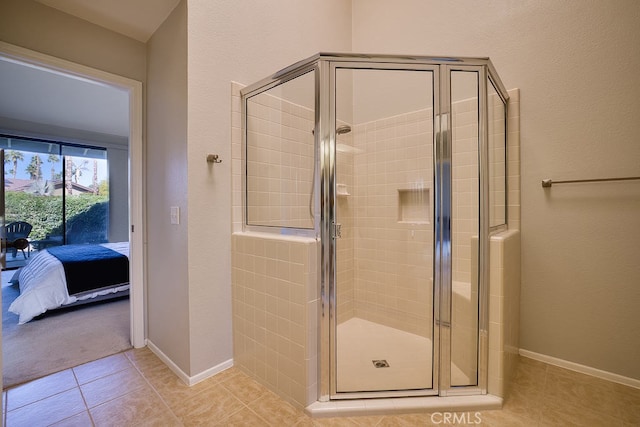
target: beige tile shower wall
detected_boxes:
[451,92,519,390]
[450,237,480,386]
[488,229,521,398]
[506,89,521,231]
[449,97,481,385]
[336,126,356,324]
[489,92,507,227]
[350,109,434,337]
[231,232,319,409]
[245,91,315,228]
[488,91,521,398]
[451,97,480,285]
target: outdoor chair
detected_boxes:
[5,221,33,259]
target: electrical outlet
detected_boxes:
[170,206,180,225]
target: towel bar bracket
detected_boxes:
[206,154,222,164]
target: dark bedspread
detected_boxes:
[47,244,129,296]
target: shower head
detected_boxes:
[337,125,352,135]
[311,125,352,136]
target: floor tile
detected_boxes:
[4,348,639,426]
[213,406,270,426]
[248,391,309,426]
[146,367,220,411]
[214,366,242,383]
[376,413,437,426]
[315,414,386,426]
[6,369,77,411]
[171,382,246,425]
[89,386,179,427]
[124,347,167,375]
[219,370,272,405]
[539,397,623,427]
[80,366,148,408]
[48,411,94,427]
[544,365,620,416]
[512,357,547,392]
[73,353,132,385]
[479,409,538,427]
[611,382,640,425]
[6,388,86,427]
[501,385,543,422]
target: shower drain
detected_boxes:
[372,360,390,368]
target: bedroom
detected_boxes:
[0,53,135,388]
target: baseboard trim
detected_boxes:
[189,358,234,386]
[146,340,234,386]
[519,349,640,389]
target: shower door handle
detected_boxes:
[332,222,342,239]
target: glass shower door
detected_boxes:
[332,66,437,395]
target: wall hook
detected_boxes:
[206,154,222,164]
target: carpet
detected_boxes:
[2,272,132,389]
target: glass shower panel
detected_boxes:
[488,80,507,228]
[334,68,435,393]
[245,71,315,229]
[450,71,480,387]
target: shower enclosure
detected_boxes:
[238,53,509,402]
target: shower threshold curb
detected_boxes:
[306,394,502,418]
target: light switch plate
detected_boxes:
[170,206,180,224]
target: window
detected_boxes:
[1,136,109,257]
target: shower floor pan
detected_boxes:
[337,317,468,392]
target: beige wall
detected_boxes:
[4,0,637,385]
[0,0,146,83]
[186,0,352,375]
[146,1,191,372]
[0,0,143,247]
[353,0,640,379]
[0,0,352,379]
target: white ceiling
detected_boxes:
[0,0,180,140]
[0,57,131,137]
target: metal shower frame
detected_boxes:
[240,53,510,401]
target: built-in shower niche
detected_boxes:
[397,187,430,224]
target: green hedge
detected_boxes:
[5,191,108,241]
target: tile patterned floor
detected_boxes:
[2,349,639,426]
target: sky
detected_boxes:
[4,151,108,187]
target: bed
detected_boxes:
[8,242,130,324]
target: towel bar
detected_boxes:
[541,176,640,188]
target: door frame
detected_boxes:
[0,41,146,348]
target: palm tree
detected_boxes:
[47,154,59,181]
[65,156,73,194]
[64,157,89,194]
[71,159,89,184]
[26,155,43,180]
[5,150,24,179]
[92,159,98,194]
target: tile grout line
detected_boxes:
[68,368,96,427]
[217,378,275,426]
[73,355,160,426]
[123,350,185,425]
